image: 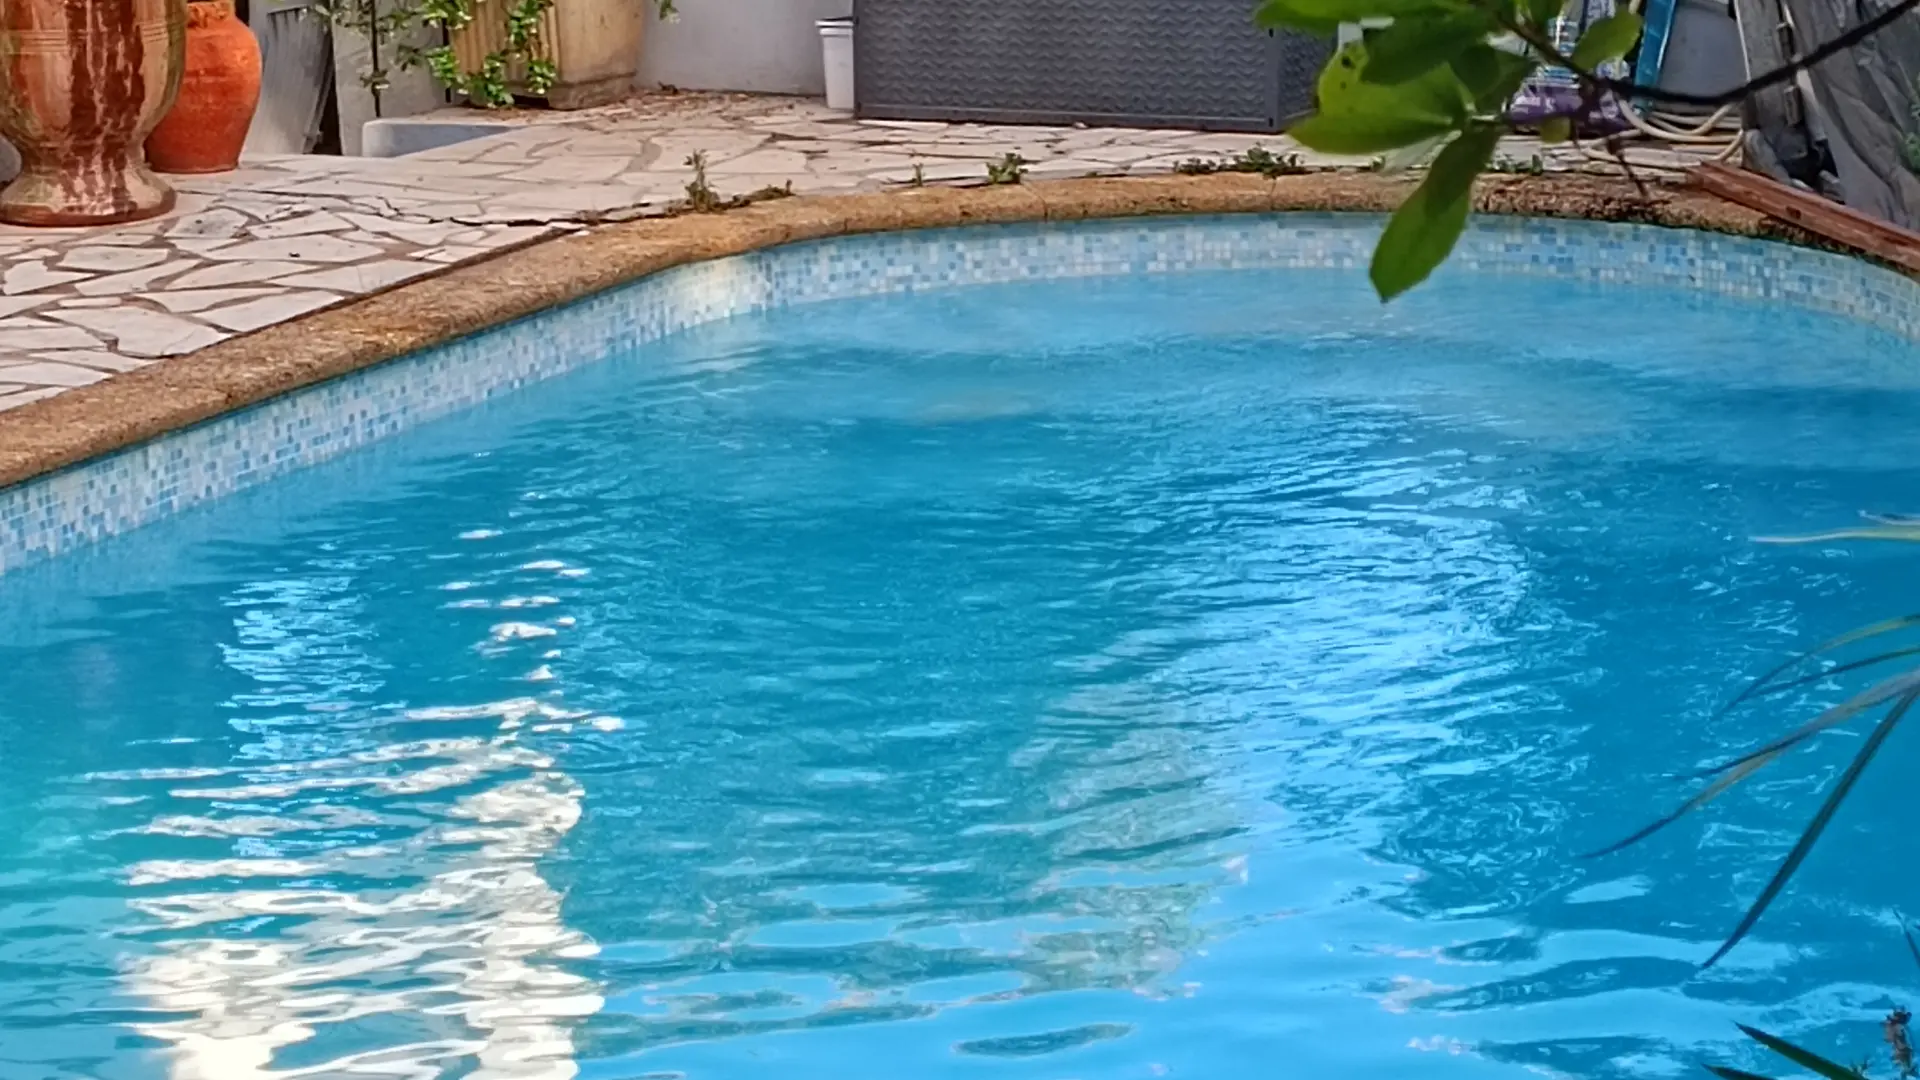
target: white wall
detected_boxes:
[639,0,845,95]
[245,0,334,157]
[331,2,447,155]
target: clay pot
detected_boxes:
[0,0,187,227]
[147,0,261,174]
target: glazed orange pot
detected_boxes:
[146,0,261,174]
[0,0,187,226]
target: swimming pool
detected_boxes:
[4,215,1920,1079]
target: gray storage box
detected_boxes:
[852,0,1329,133]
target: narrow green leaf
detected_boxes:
[1449,44,1537,111]
[1369,124,1499,299]
[1740,644,1920,706]
[1540,116,1572,143]
[1289,42,1472,154]
[1755,524,1920,543]
[1737,1025,1872,1080]
[1569,11,1643,70]
[1708,613,1920,727]
[1693,665,1920,785]
[1362,13,1495,84]
[1584,749,1782,858]
[1704,690,1920,969]
[1705,1067,1782,1080]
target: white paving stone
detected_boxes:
[148,287,284,314]
[245,211,354,239]
[476,225,557,248]
[0,360,109,386]
[505,157,636,183]
[171,238,241,255]
[74,258,201,296]
[0,324,106,351]
[201,235,386,263]
[417,244,492,264]
[0,296,51,318]
[0,386,63,411]
[88,229,164,247]
[339,213,458,246]
[200,290,341,333]
[4,260,89,295]
[32,349,150,373]
[166,208,250,239]
[58,246,171,272]
[47,308,228,357]
[270,260,437,293]
[168,260,320,289]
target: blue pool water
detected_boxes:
[4,255,1920,1080]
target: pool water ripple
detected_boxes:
[3,265,1920,1078]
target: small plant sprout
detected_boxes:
[1174,146,1309,178]
[683,151,720,213]
[985,153,1028,185]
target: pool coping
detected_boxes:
[0,171,1818,494]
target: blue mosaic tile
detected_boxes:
[2,213,1916,575]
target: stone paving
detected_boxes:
[0,92,1718,414]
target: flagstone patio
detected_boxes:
[0,92,1714,414]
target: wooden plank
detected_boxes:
[1691,161,1920,274]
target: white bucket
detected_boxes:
[818,17,854,111]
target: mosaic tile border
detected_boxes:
[3,211,1916,575]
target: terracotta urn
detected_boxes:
[0,0,187,227]
[147,0,262,174]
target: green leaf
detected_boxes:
[1539,116,1572,143]
[1736,643,1920,708]
[1256,0,1460,33]
[1737,1025,1872,1080]
[1583,748,1783,859]
[1569,11,1642,70]
[1704,1068,1781,1080]
[1755,523,1920,543]
[1288,42,1472,154]
[1587,664,1920,860]
[1369,124,1499,299]
[1704,689,1919,969]
[1707,612,1920,726]
[1361,13,1496,83]
[1449,45,1537,111]
[1289,114,1446,154]
[1695,665,1920,786]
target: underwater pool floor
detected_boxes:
[4,262,1920,1079]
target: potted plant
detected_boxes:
[0,0,188,226]
[322,0,670,112]
[435,0,664,109]
[147,0,264,173]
